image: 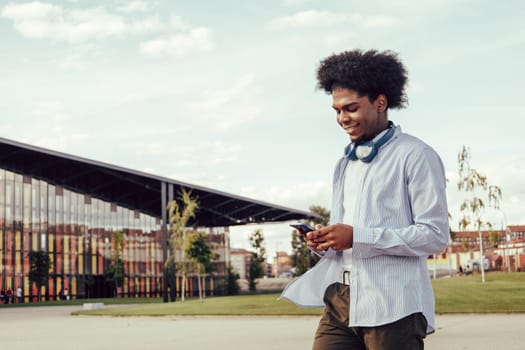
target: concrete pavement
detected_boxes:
[0,306,524,349]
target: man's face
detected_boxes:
[331,88,388,143]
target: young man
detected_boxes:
[281,50,449,350]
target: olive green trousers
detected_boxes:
[313,283,427,350]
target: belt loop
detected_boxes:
[343,271,351,285]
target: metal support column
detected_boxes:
[168,183,174,301]
[161,181,168,302]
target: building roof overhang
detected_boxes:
[0,137,318,227]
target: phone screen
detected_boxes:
[290,223,315,235]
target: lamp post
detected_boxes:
[499,210,512,273]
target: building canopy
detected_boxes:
[0,137,317,227]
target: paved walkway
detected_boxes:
[1,306,524,349]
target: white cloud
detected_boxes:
[1,2,130,43]
[120,140,241,167]
[1,1,60,19]
[57,44,96,70]
[1,2,202,52]
[185,74,260,130]
[269,10,399,29]
[129,16,165,34]
[6,101,92,152]
[139,26,213,57]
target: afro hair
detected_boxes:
[316,49,408,109]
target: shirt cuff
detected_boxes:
[353,226,379,258]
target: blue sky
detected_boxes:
[1,0,524,261]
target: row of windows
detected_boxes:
[0,169,160,233]
[0,167,164,299]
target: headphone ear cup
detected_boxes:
[355,143,377,163]
[346,122,396,163]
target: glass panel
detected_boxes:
[91,236,97,274]
[31,180,39,234]
[63,190,70,234]
[5,180,12,226]
[55,188,63,275]
[15,230,21,274]
[0,169,5,227]
[14,180,22,229]
[48,185,55,227]
[70,236,77,274]
[63,236,70,274]
[40,182,47,234]
[0,229,3,290]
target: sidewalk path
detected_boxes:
[1,306,524,349]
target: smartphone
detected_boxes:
[290,223,315,237]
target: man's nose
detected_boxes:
[337,111,350,123]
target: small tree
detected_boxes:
[104,230,125,297]
[247,229,266,292]
[291,205,330,276]
[165,190,199,301]
[80,275,95,299]
[457,145,502,283]
[28,250,51,302]
[186,231,216,301]
[224,265,240,295]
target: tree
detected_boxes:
[165,189,199,301]
[186,231,216,301]
[224,265,240,296]
[457,145,502,283]
[28,250,51,302]
[291,205,330,276]
[104,230,125,297]
[80,275,95,299]
[247,229,266,292]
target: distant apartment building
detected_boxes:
[430,225,525,273]
[230,248,252,279]
[272,251,293,278]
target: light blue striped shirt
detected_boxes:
[280,124,449,334]
[331,124,449,332]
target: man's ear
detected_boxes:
[376,94,388,112]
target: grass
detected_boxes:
[71,293,324,317]
[433,272,525,313]
[6,272,525,316]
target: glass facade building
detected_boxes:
[0,137,315,303]
[0,167,165,301]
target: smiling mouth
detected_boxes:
[343,125,358,135]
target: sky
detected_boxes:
[1,0,524,262]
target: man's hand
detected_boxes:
[305,223,354,251]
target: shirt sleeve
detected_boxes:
[352,147,450,258]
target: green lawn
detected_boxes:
[69,272,525,317]
[72,293,323,317]
[433,272,525,313]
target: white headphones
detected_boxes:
[345,121,395,163]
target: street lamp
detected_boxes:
[499,210,512,273]
[491,208,512,273]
